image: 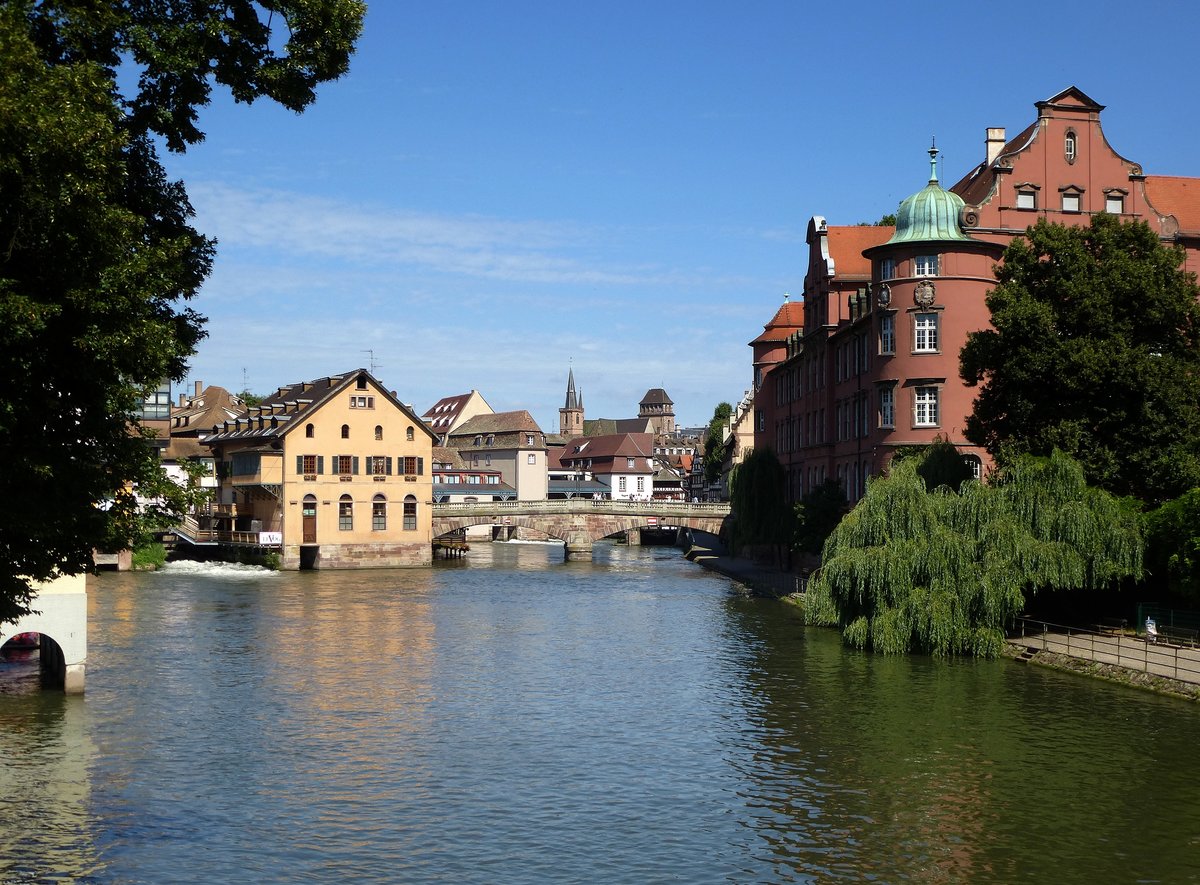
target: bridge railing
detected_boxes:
[432,500,730,518]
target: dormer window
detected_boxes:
[1064,130,1077,164]
[356,376,368,390]
[473,435,482,446]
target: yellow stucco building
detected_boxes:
[203,369,438,569]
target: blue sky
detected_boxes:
[163,1,1200,430]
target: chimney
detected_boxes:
[194,380,202,397]
[986,127,1006,165]
[179,392,187,407]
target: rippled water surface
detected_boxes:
[1,543,1198,883]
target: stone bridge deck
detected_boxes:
[431,500,731,560]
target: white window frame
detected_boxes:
[879,387,895,428]
[879,314,895,355]
[1062,193,1081,213]
[1016,190,1037,210]
[914,255,938,277]
[914,387,939,427]
[1105,194,1124,214]
[913,313,939,353]
[880,258,896,280]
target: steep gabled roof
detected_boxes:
[170,385,247,436]
[203,369,438,445]
[423,390,493,431]
[559,432,655,465]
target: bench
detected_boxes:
[1095,617,1127,635]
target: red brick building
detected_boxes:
[756,87,1200,504]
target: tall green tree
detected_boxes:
[0,2,364,622]
[1143,490,1200,602]
[805,450,1142,657]
[960,214,1200,503]
[792,478,845,557]
[702,401,733,484]
[729,447,793,564]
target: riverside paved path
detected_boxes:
[1009,622,1200,685]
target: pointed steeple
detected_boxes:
[565,368,579,410]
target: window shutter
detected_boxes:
[296,455,303,474]
[317,455,324,475]
[366,458,373,475]
[352,456,360,475]
[417,457,424,476]
[386,457,393,475]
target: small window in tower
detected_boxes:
[1065,131,1077,164]
[914,255,938,277]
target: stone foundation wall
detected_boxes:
[282,541,431,569]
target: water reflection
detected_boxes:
[3,548,1198,883]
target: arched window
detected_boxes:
[1065,130,1077,163]
[375,425,383,441]
[403,495,418,531]
[305,423,315,438]
[341,424,350,439]
[406,426,415,441]
[372,494,387,531]
[338,494,353,531]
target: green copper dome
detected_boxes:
[887,145,972,244]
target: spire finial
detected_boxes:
[928,139,939,184]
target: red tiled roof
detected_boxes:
[828,226,894,277]
[750,299,804,345]
[1146,176,1200,233]
[452,410,543,435]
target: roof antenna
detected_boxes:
[362,349,380,374]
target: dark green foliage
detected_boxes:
[0,2,363,621]
[793,478,846,556]
[806,449,1142,657]
[914,438,974,494]
[702,402,733,484]
[961,215,1200,504]
[26,0,367,152]
[1143,490,1200,601]
[729,447,793,561]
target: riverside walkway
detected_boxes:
[1009,618,1200,685]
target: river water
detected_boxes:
[1,542,1197,883]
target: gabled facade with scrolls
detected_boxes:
[758,87,1200,505]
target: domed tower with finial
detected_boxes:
[860,142,1003,482]
[559,367,584,436]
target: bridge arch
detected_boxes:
[432,500,730,561]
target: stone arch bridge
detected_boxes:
[432,500,731,560]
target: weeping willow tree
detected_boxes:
[805,449,1142,657]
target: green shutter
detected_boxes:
[352,456,360,475]
[317,455,324,475]
[366,457,373,475]
[296,455,303,474]
[386,456,393,475]
[417,457,424,476]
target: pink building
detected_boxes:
[756,87,1200,503]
